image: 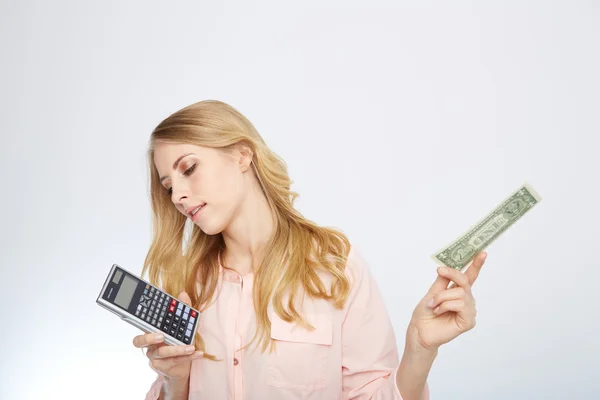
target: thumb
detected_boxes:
[177,291,192,306]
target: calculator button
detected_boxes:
[189,316,195,325]
[135,310,140,316]
[167,312,174,319]
[165,318,172,325]
[162,325,169,332]
[178,326,185,333]
[177,303,183,310]
[174,315,180,323]
[169,305,175,313]
[170,328,176,336]
[183,336,191,344]
[177,333,184,340]
[179,320,187,328]
[152,318,157,325]
[171,299,176,306]
[191,310,197,318]
[143,289,148,295]
[175,309,182,317]
[183,312,189,321]
[141,313,146,319]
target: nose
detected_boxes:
[170,182,190,206]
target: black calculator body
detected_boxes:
[96,264,200,346]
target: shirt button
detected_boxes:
[233,358,239,366]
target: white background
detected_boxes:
[1,1,598,399]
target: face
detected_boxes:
[153,142,251,235]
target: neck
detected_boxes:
[220,181,275,276]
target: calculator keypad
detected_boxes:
[135,284,196,344]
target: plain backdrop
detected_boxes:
[1,1,598,399]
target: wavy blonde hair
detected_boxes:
[142,100,351,359]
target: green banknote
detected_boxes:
[432,183,542,271]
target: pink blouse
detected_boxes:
[145,245,430,399]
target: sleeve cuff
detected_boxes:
[145,374,164,400]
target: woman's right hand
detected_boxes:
[133,291,204,382]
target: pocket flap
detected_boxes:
[270,313,333,346]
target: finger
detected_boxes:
[438,266,470,291]
[449,252,487,289]
[432,299,466,316]
[133,332,165,348]
[463,252,487,286]
[427,287,467,310]
[178,291,192,306]
[144,343,164,360]
[427,270,452,295]
[151,344,197,360]
[149,351,204,371]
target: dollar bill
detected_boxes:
[432,183,542,271]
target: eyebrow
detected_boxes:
[160,153,195,183]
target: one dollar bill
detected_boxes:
[432,183,542,271]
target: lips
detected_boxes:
[186,203,206,218]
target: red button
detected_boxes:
[171,299,176,306]
[169,305,175,312]
[191,310,197,318]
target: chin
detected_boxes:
[195,219,226,236]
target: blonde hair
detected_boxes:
[142,100,351,359]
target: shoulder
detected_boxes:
[344,244,372,284]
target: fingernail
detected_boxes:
[427,298,435,308]
[186,346,195,353]
[438,267,447,274]
[154,333,164,341]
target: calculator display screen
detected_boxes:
[114,274,138,310]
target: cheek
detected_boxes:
[208,167,245,207]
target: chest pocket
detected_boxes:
[266,312,333,391]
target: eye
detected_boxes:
[166,164,197,196]
[183,163,197,176]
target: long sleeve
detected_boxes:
[145,373,164,400]
[341,247,430,400]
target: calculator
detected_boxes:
[96,263,200,346]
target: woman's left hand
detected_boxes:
[406,252,487,353]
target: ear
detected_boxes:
[235,143,254,172]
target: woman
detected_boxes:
[133,100,487,400]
